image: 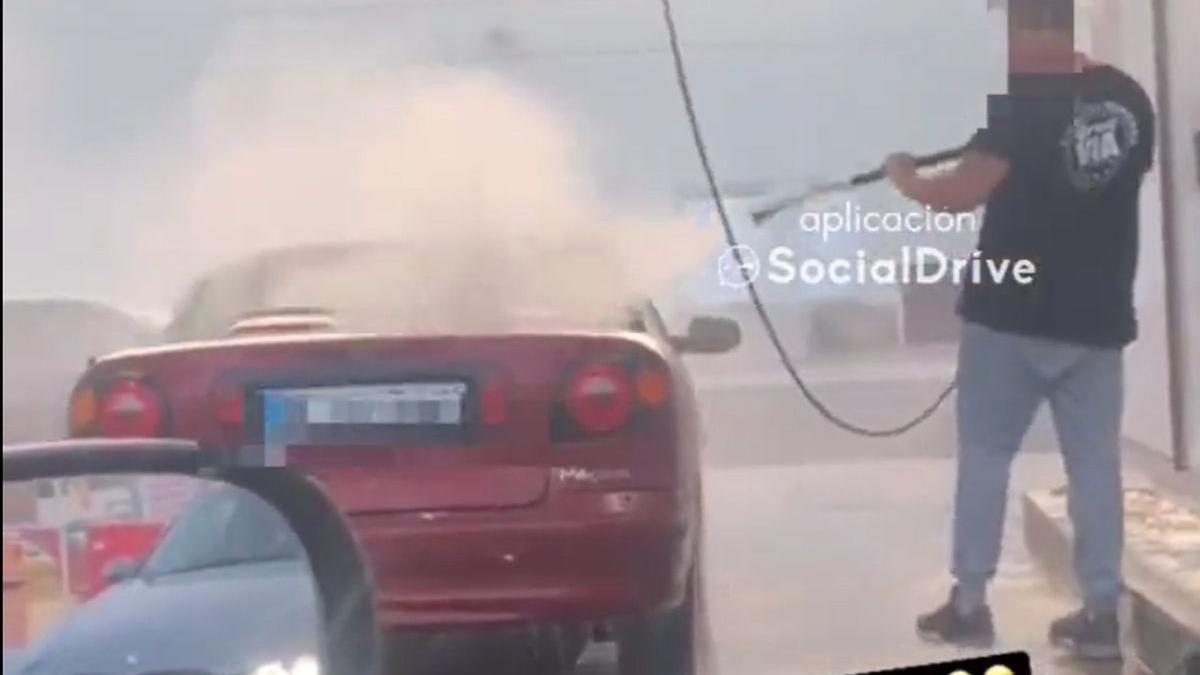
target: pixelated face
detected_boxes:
[1000,0,1077,72]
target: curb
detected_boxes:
[1023,490,1200,674]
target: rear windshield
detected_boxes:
[166,244,652,342]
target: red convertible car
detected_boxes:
[65,242,739,674]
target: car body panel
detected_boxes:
[70,238,707,634]
[71,327,703,632]
[17,560,317,675]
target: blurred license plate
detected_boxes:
[299,383,466,426]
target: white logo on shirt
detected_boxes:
[1062,101,1140,191]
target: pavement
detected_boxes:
[696,458,1133,675]
[1024,489,1200,674]
[672,342,1189,675]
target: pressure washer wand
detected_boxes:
[749,145,968,226]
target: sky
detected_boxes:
[2,0,1004,315]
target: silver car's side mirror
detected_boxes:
[672,316,742,355]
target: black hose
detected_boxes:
[658,0,956,437]
[750,146,968,225]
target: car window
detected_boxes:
[168,244,650,341]
[165,261,270,342]
[635,303,671,339]
[143,488,302,577]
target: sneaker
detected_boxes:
[916,587,996,648]
[1049,608,1122,661]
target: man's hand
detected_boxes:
[883,149,1010,213]
[884,153,918,185]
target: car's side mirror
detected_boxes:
[102,558,138,585]
[672,316,742,354]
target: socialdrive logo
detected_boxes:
[716,245,761,288]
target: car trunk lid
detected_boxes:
[79,332,662,514]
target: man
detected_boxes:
[883,0,1156,660]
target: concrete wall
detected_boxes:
[1161,0,1200,470]
[1081,1,1171,460]
[1085,0,1199,470]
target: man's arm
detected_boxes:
[884,150,1010,213]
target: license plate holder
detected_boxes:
[299,383,466,426]
[257,382,469,461]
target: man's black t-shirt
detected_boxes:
[960,64,1156,348]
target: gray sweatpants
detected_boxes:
[953,321,1124,614]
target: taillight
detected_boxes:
[68,386,100,436]
[98,379,164,438]
[562,363,635,434]
[633,366,670,408]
